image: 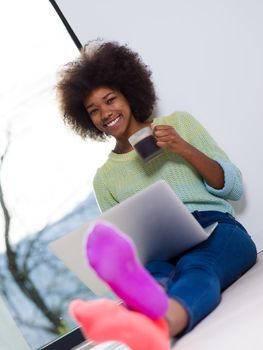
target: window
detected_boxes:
[0,1,114,348]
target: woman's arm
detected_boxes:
[153,124,224,189]
[93,170,119,212]
[152,112,243,200]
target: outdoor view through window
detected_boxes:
[0,1,114,348]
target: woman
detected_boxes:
[57,40,257,350]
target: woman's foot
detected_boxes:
[69,299,170,350]
[86,221,168,319]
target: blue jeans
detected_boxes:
[146,211,257,333]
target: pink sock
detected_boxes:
[69,299,170,350]
[86,221,168,319]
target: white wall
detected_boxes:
[53,0,263,250]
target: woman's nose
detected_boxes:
[101,105,113,118]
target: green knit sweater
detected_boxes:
[93,112,243,215]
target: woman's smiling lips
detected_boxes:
[103,115,121,128]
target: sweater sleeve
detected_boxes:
[176,112,243,201]
[93,169,119,212]
[204,158,243,200]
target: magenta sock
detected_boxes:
[86,221,168,319]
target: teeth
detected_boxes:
[106,117,120,127]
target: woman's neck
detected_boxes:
[113,142,134,154]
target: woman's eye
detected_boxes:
[89,109,98,116]
[106,97,116,104]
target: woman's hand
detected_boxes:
[152,125,190,156]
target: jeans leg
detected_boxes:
[168,265,221,333]
[167,220,257,332]
[146,260,176,290]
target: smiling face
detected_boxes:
[84,87,144,143]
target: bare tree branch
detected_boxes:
[0,131,67,335]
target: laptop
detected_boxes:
[48,180,217,296]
